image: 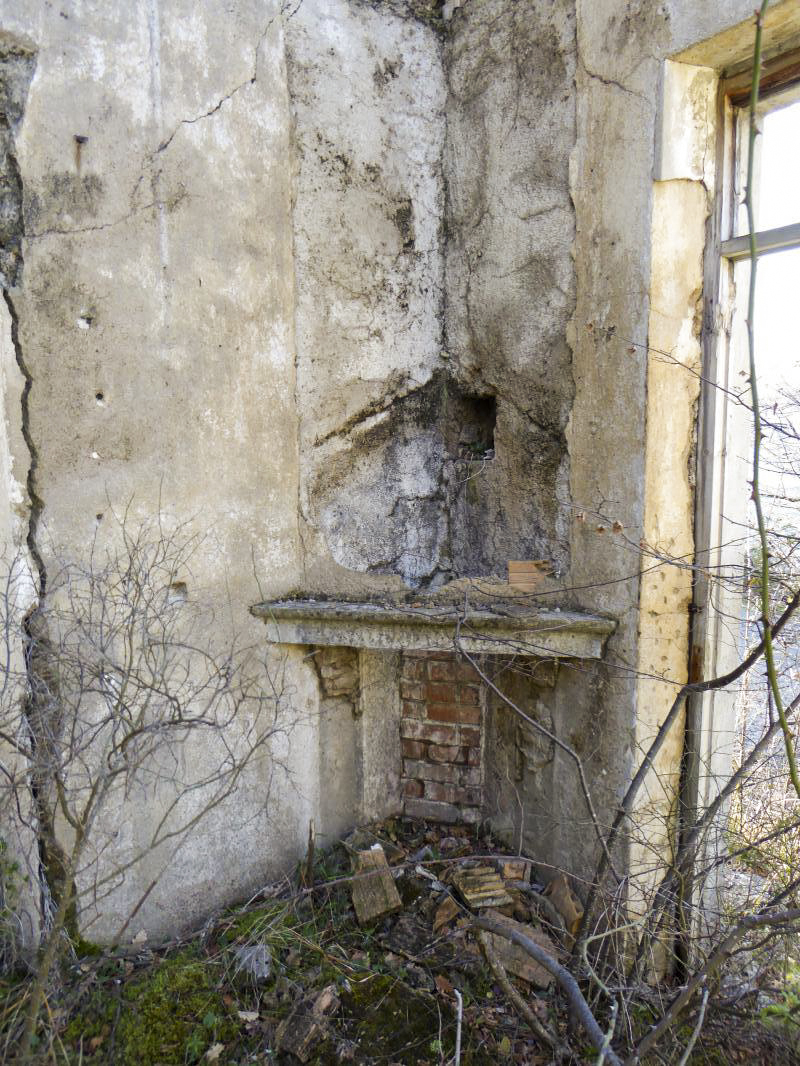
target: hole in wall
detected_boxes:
[445,390,496,461]
[167,581,188,605]
[95,391,104,404]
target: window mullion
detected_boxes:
[720,220,800,261]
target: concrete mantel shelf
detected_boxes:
[251,599,616,660]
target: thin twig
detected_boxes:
[596,1000,618,1066]
[742,0,800,798]
[472,916,624,1066]
[676,987,709,1066]
[453,988,463,1066]
[629,904,800,1063]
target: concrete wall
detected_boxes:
[2,0,798,942]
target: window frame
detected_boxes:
[680,57,800,945]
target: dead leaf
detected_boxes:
[543,874,584,935]
[205,1044,224,1062]
[498,1034,512,1055]
[237,1010,259,1022]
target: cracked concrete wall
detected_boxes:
[444,0,575,580]
[0,34,40,954]
[0,0,317,943]
[1,0,797,941]
[287,0,450,589]
[289,0,576,590]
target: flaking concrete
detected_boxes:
[1,0,795,941]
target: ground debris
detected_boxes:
[479,909,560,989]
[350,846,403,924]
[232,942,271,980]
[17,814,799,1066]
[275,984,340,1062]
[543,872,584,935]
[433,894,461,932]
[450,863,514,910]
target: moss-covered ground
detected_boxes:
[3,819,800,1065]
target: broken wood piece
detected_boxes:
[476,930,559,1051]
[351,847,402,925]
[433,894,461,933]
[451,865,514,910]
[480,910,559,989]
[507,560,552,591]
[543,873,584,935]
[275,984,340,1062]
[498,858,531,883]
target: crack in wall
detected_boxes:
[2,292,44,591]
[0,40,74,935]
[154,0,299,157]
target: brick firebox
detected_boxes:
[400,651,484,824]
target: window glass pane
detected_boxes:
[753,246,800,520]
[755,246,800,393]
[756,98,800,231]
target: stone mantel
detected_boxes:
[250,599,615,660]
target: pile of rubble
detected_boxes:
[273,819,586,1064]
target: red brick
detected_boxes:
[399,720,460,745]
[460,727,481,747]
[426,703,481,726]
[457,661,479,682]
[402,778,424,799]
[426,681,458,703]
[428,660,457,682]
[466,747,482,767]
[459,806,482,825]
[459,685,480,706]
[424,781,459,804]
[427,743,464,764]
[459,767,482,787]
[404,759,460,784]
[401,700,426,720]
[402,658,427,682]
[401,739,426,759]
[401,680,425,701]
[404,797,460,824]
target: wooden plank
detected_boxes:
[351,847,402,925]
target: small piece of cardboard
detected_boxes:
[507,560,552,591]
